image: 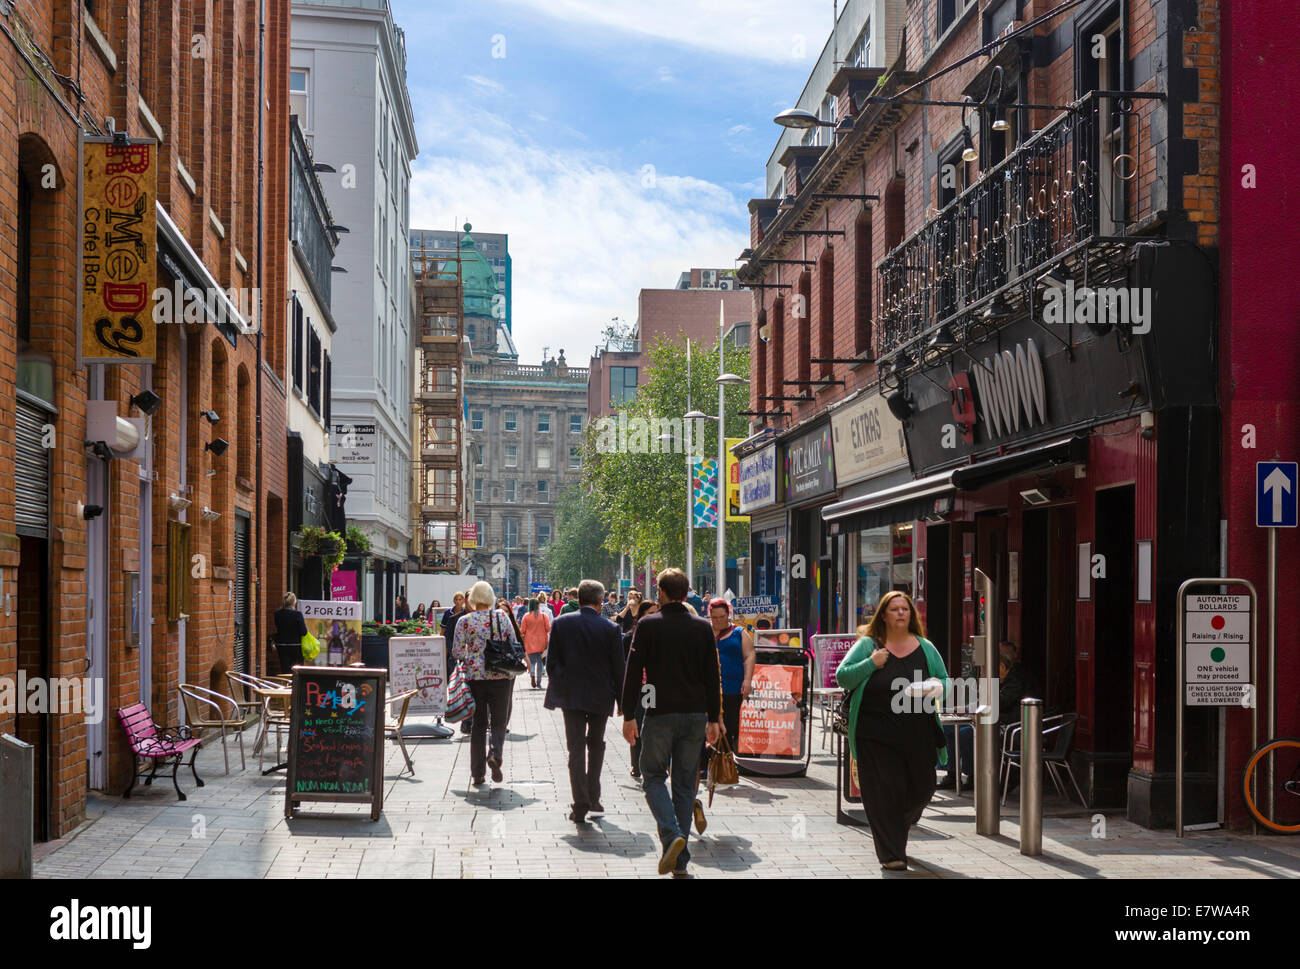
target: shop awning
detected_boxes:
[949,434,1088,491]
[822,468,956,526]
[156,202,248,348]
[822,434,1089,528]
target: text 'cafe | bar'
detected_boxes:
[819,243,1219,830]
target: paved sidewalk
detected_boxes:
[33,680,1300,879]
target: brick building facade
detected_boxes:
[738,0,1234,828]
[0,0,288,839]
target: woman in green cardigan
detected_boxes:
[836,590,949,871]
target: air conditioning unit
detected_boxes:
[719,278,733,290]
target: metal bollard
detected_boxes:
[0,734,34,878]
[1020,698,1043,856]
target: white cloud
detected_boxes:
[657,65,675,83]
[409,104,749,366]
[493,0,823,64]
[727,123,752,136]
[465,74,505,94]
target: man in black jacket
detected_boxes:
[622,567,721,877]
[545,579,625,823]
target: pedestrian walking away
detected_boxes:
[441,592,472,734]
[622,599,658,779]
[520,597,551,688]
[272,592,308,672]
[452,581,520,786]
[836,590,949,871]
[622,567,722,877]
[545,579,625,822]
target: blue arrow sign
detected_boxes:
[1257,462,1298,528]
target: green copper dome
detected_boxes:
[459,223,499,319]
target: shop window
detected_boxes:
[856,523,914,628]
[817,249,834,380]
[853,213,871,355]
[796,271,811,384]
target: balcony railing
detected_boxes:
[874,90,1163,367]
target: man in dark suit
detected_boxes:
[545,578,625,823]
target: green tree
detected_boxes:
[538,484,619,588]
[575,333,751,584]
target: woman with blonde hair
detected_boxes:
[836,590,949,871]
[452,581,521,786]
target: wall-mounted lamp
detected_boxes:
[331,266,348,273]
[168,493,192,512]
[327,224,350,234]
[200,506,222,523]
[205,437,229,457]
[886,389,915,421]
[312,163,336,173]
[129,389,162,416]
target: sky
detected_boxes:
[391,0,832,365]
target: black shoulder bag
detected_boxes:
[484,609,527,676]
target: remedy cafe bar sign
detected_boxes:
[830,392,909,486]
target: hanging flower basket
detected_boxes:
[295,525,347,574]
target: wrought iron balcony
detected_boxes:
[873,90,1164,378]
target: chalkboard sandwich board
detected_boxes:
[285,666,387,820]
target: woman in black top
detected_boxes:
[848,591,946,869]
[272,592,308,670]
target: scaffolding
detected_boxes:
[411,244,467,573]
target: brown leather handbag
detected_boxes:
[707,731,740,805]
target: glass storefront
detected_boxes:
[854,523,914,629]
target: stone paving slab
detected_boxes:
[31,678,1300,879]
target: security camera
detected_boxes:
[78,502,104,521]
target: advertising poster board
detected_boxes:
[285,667,386,820]
[811,633,859,690]
[736,630,811,776]
[300,600,363,666]
[691,457,720,528]
[725,437,749,522]
[731,595,781,636]
[388,636,446,716]
[331,570,358,601]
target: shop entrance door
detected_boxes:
[1093,486,1134,806]
[1021,505,1077,715]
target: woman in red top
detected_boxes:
[520,597,551,689]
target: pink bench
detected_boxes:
[118,703,205,801]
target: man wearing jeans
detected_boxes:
[622,567,722,877]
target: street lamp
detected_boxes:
[716,300,751,598]
[774,107,834,129]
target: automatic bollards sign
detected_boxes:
[79,135,158,364]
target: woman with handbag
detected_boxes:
[452,581,525,786]
[836,590,949,871]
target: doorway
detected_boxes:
[234,513,250,674]
[1021,504,1077,715]
[1093,485,1134,806]
[16,536,49,841]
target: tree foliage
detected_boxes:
[572,332,752,581]
[537,484,619,588]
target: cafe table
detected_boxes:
[252,683,293,775]
[939,707,978,796]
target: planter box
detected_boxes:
[361,634,390,669]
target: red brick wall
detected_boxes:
[0,0,289,836]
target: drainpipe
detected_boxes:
[253,0,266,675]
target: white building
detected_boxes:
[291,0,419,619]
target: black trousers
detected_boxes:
[722,693,742,749]
[467,679,513,779]
[857,739,936,865]
[562,709,608,810]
